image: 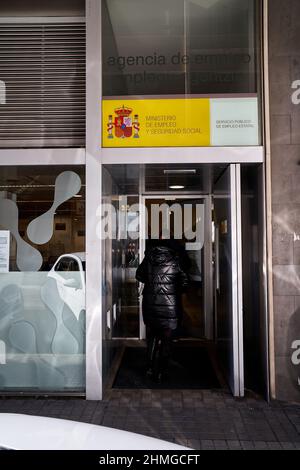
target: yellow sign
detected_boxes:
[102,98,210,147]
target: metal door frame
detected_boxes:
[86,0,264,400]
[231,164,244,397]
[139,194,213,341]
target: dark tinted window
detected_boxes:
[102,0,260,96]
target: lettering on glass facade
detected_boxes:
[102,0,261,148]
[0,169,86,392]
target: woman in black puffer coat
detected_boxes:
[136,241,189,382]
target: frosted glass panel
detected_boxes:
[0,273,85,390]
[0,166,85,392]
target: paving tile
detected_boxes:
[0,393,299,450]
[227,440,242,450]
[280,442,296,450]
[253,441,269,450]
[200,439,215,450]
[267,442,283,450]
[213,440,228,450]
[187,439,201,450]
[240,441,255,450]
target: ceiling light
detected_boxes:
[169,185,185,190]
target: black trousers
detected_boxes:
[146,325,174,376]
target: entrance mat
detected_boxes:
[112,345,221,389]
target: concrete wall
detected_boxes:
[269,0,300,402]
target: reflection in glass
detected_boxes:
[103,0,260,96]
[112,196,140,339]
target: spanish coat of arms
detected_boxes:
[107,105,140,139]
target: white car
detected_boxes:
[45,252,85,321]
[0,414,189,450]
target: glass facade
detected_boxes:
[102,0,261,148]
[102,0,260,96]
[0,0,267,400]
[0,166,86,392]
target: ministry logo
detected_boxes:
[107,105,140,139]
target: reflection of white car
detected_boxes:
[0,414,189,450]
[47,253,85,320]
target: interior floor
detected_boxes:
[107,340,228,391]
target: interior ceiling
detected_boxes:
[0,166,85,218]
[104,164,229,194]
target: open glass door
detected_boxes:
[214,164,244,397]
[140,196,212,341]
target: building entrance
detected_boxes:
[102,163,268,399]
[142,196,211,341]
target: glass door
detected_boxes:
[140,195,212,340]
[213,164,244,397]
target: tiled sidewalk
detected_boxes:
[0,389,300,450]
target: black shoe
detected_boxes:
[145,367,154,378]
[154,372,163,384]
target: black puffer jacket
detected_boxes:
[136,243,189,330]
